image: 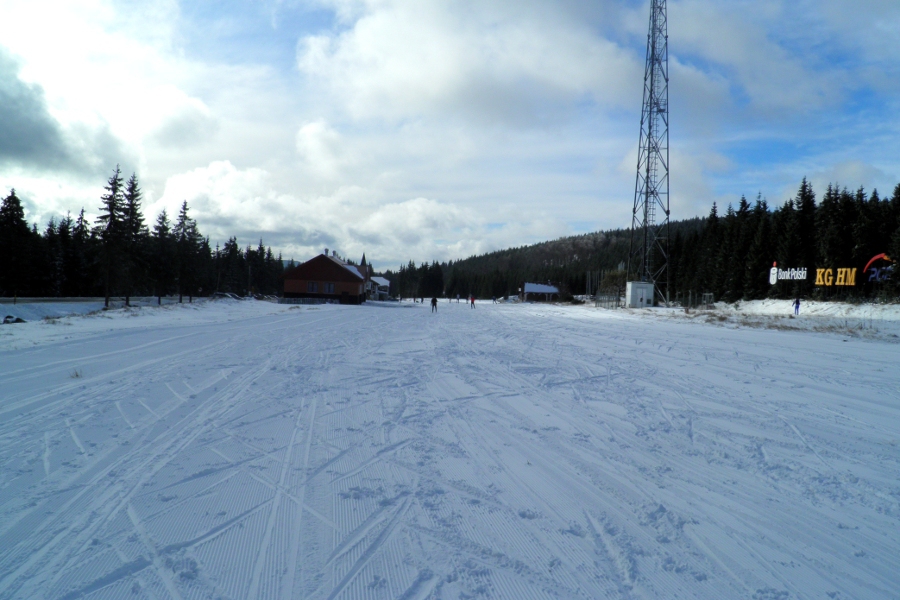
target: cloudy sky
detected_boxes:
[1,0,899,268]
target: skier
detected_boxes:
[793,297,800,315]
[431,297,438,312]
[470,295,475,309]
[456,293,460,303]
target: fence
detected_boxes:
[673,291,715,309]
[594,293,622,309]
[278,297,332,305]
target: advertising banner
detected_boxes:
[769,263,807,285]
[770,254,893,289]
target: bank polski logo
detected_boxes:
[769,262,778,285]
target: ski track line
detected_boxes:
[127,504,185,600]
[42,431,51,478]
[281,395,318,600]
[585,511,640,598]
[325,498,410,600]
[0,329,202,379]
[777,414,833,470]
[114,400,135,429]
[0,337,228,427]
[3,303,899,599]
[0,355,276,597]
[246,405,304,600]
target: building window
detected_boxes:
[325,283,335,293]
[307,281,318,293]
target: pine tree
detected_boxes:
[151,210,175,304]
[0,189,34,297]
[795,178,817,296]
[122,173,147,305]
[57,213,75,296]
[96,166,126,307]
[173,201,203,302]
[697,203,720,299]
[816,184,840,274]
[72,208,93,296]
[774,199,801,298]
[43,217,62,296]
[743,197,772,299]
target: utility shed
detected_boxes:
[626,281,655,308]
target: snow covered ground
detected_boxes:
[1,299,898,599]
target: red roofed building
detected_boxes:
[283,250,368,304]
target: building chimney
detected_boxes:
[324,247,328,256]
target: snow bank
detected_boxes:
[0,301,106,322]
[0,298,294,351]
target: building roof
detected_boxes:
[284,253,365,282]
[523,282,559,294]
[371,276,390,287]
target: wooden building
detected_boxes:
[283,251,368,304]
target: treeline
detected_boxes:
[383,261,444,299]
[0,167,285,303]
[670,179,900,302]
[392,219,703,299]
[398,178,900,302]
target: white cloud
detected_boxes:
[1,0,898,269]
[298,0,640,124]
[295,119,352,180]
[149,159,569,267]
[671,0,840,115]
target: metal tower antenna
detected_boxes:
[628,0,669,305]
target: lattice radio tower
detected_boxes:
[628,0,669,304]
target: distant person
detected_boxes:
[456,294,460,303]
[431,297,438,312]
[492,296,497,304]
[470,295,475,308]
[793,297,800,315]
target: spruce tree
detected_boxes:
[57,213,75,296]
[795,178,817,296]
[72,208,93,296]
[775,199,801,298]
[122,173,147,305]
[173,201,203,302]
[151,210,174,304]
[0,189,33,297]
[743,197,771,300]
[96,166,126,307]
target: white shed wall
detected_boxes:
[626,282,655,308]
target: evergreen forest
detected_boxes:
[0,167,285,304]
[3,172,900,305]
[392,179,900,303]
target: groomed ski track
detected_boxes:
[0,300,898,599]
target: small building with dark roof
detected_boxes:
[283,251,368,304]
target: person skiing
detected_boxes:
[431,296,438,312]
[793,297,800,315]
[470,295,475,308]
